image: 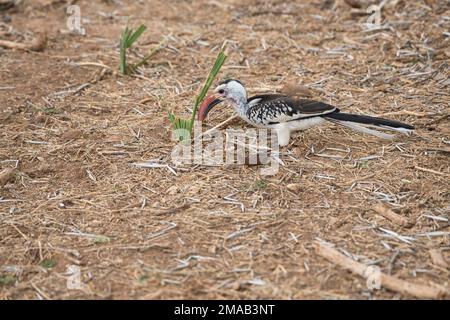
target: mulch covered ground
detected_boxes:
[0,0,449,299]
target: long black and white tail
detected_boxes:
[324,112,414,139]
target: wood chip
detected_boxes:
[286,183,302,193]
[61,129,83,140]
[429,249,449,270]
[372,203,414,228]
[0,168,15,187]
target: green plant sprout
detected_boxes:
[168,49,227,143]
[119,24,163,75]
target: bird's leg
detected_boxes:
[274,124,291,147]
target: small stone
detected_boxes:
[286,183,302,193]
[62,129,82,140]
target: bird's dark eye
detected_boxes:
[218,89,225,94]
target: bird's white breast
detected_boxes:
[286,117,326,131]
[265,117,326,130]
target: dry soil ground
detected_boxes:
[0,0,449,299]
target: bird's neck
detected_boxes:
[230,96,248,116]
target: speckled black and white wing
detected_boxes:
[246,94,338,126]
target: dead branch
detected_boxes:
[315,241,449,299]
[0,33,47,51]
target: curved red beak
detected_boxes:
[197,95,223,121]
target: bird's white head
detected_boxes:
[197,79,248,121]
[214,79,247,105]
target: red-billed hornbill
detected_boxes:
[198,79,414,146]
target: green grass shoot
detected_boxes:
[0,275,16,286]
[40,258,57,269]
[168,49,227,143]
[119,24,163,75]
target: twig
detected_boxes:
[147,222,177,240]
[415,231,450,238]
[7,223,30,241]
[415,166,448,177]
[372,203,414,228]
[378,227,415,244]
[131,161,178,176]
[194,114,238,141]
[0,34,47,51]
[226,227,254,240]
[75,62,113,70]
[315,241,449,299]
[30,282,51,300]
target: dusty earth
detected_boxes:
[0,0,449,299]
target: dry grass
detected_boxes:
[0,0,449,299]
